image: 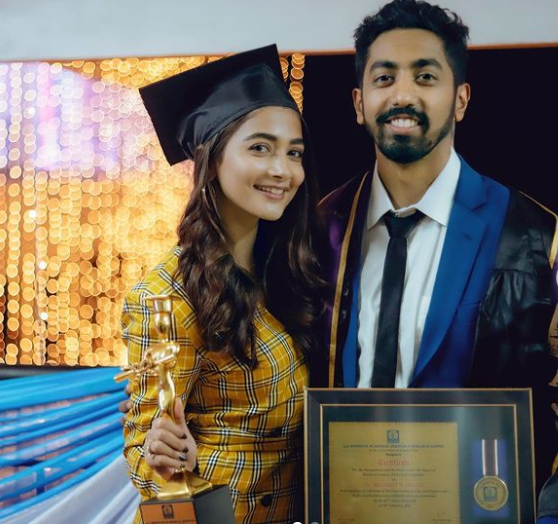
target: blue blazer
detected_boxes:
[326,159,509,388]
[411,160,509,386]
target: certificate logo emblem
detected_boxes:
[387,430,400,444]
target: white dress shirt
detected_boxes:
[357,149,461,388]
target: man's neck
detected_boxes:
[376,145,452,209]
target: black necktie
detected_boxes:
[371,210,424,387]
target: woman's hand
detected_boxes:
[118,382,132,425]
[143,398,198,481]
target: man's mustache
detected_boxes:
[376,107,429,128]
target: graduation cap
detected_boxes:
[139,44,300,165]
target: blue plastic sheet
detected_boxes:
[0,450,123,521]
[0,367,122,410]
[0,391,125,432]
[0,367,127,519]
[0,412,122,467]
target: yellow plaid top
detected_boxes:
[122,247,308,524]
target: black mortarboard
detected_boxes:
[139,44,300,165]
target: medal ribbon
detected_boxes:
[482,438,498,477]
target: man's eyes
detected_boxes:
[372,72,437,85]
[373,74,394,84]
[417,72,436,82]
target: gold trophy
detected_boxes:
[116,295,236,524]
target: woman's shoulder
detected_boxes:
[131,246,180,288]
[123,247,200,337]
[126,247,192,311]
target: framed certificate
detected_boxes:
[305,388,535,524]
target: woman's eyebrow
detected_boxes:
[243,133,304,145]
[243,132,277,142]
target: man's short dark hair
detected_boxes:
[354,0,469,86]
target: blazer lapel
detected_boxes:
[412,163,488,380]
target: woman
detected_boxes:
[122,45,325,524]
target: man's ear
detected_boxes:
[454,83,471,123]
[353,87,365,126]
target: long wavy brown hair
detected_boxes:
[176,110,326,366]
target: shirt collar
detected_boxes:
[366,148,461,230]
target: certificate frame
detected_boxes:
[305,388,536,524]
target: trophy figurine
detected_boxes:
[116,295,236,524]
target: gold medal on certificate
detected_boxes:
[473,438,509,511]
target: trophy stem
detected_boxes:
[157,365,176,420]
[146,295,215,499]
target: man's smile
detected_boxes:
[386,116,421,131]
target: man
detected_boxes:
[319,0,558,516]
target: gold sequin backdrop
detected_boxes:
[0,54,305,367]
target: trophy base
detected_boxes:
[140,485,235,524]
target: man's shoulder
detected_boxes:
[461,159,557,235]
[505,191,558,261]
[319,173,370,216]
[509,191,557,232]
[473,169,558,265]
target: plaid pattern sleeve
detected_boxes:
[121,248,202,502]
[122,248,309,524]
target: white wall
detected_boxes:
[1,0,558,61]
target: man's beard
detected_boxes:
[366,105,454,164]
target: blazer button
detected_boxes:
[260,494,273,507]
[268,427,282,437]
